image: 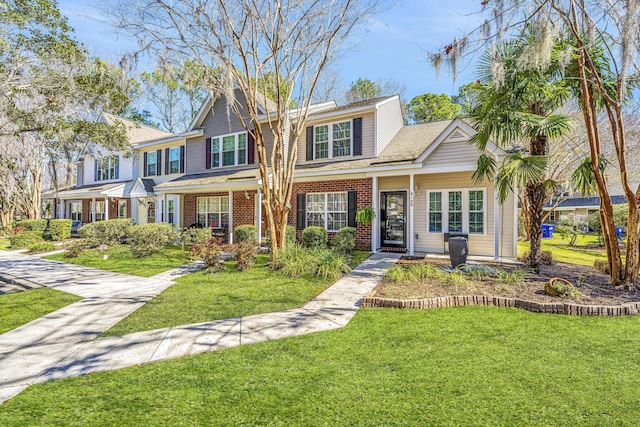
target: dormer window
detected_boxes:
[313,121,351,160]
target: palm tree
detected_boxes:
[470,23,573,271]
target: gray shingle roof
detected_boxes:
[102,113,175,145]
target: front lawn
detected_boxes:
[4,307,640,425]
[43,244,192,277]
[518,234,607,266]
[103,254,335,336]
[0,288,81,335]
[0,237,11,250]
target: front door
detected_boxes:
[380,191,406,248]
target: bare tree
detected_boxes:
[108,0,382,257]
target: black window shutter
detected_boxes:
[205,137,212,169]
[247,131,255,164]
[165,148,170,174]
[180,145,185,173]
[348,190,357,227]
[353,118,362,156]
[156,149,162,176]
[143,152,148,177]
[94,159,98,181]
[296,193,306,230]
[305,126,314,161]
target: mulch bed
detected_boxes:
[371,256,640,306]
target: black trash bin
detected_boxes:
[449,236,469,268]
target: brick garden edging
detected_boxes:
[361,294,640,316]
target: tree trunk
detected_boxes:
[524,132,549,271]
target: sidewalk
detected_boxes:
[0,251,399,403]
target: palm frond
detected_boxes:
[472,153,497,184]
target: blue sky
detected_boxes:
[58,0,483,101]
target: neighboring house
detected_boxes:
[543,195,627,226]
[44,94,518,259]
[42,113,174,225]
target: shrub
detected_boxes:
[26,242,57,253]
[312,247,351,280]
[44,219,72,241]
[230,240,258,271]
[265,224,297,246]
[593,258,609,274]
[9,231,44,249]
[520,250,555,266]
[79,219,133,246]
[15,219,48,231]
[332,227,356,256]
[276,243,315,277]
[556,225,578,246]
[190,238,226,272]
[181,227,212,248]
[127,223,178,257]
[65,242,87,258]
[302,226,328,249]
[234,225,258,244]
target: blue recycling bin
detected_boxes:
[542,224,553,238]
[616,226,624,237]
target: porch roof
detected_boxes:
[44,182,129,199]
[154,167,260,190]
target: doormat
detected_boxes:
[380,247,407,253]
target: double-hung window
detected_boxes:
[427,189,486,234]
[168,147,181,174]
[313,121,351,160]
[211,132,248,168]
[146,151,157,176]
[118,201,127,218]
[197,196,229,228]
[93,200,106,222]
[96,156,119,181]
[306,192,347,231]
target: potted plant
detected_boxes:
[356,206,376,225]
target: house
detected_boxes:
[543,195,627,226]
[42,113,175,224]
[44,94,517,259]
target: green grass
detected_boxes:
[43,244,191,277]
[4,307,640,425]
[518,234,607,265]
[0,288,81,334]
[0,237,11,250]
[103,255,334,336]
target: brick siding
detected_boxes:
[289,178,373,248]
[82,199,91,223]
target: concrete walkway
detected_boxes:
[0,250,399,403]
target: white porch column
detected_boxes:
[257,189,262,245]
[91,197,96,222]
[371,176,378,253]
[494,187,500,260]
[409,174,415,256]
[59,199,64,219]
[104,196,109,220]
[228,190,233,244]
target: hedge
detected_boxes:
[44,219,72,241]
[234,225,258,244]
[14,219,48,231]
[79,218,133,245]
[302,226,328,249]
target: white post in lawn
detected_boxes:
[371,176,378,253]
[257,188,262,246]
[409,173,415,256]
[228,190,233,244]
[494,187,500,260]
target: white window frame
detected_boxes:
[306,192,348,232]
[146,151,158,176]
[168,146,181,174]
[93,200,106,222]
[118,200,127,218]
[197,196,230,228]
[426,188,487,235]
[313,120,352,160]
[96,155,119,181]
[210,131,248,168]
